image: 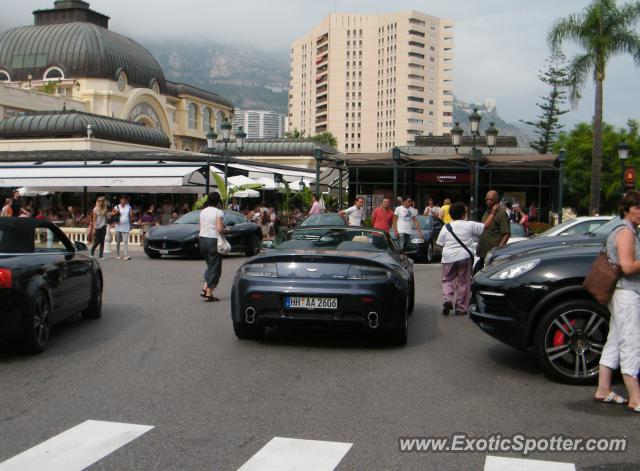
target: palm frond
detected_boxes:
[548,13,585,51]
[566,53,595,107]
[610,32,640,65]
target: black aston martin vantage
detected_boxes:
[144,210,263,258]
[230,227,415,345]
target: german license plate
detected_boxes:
[159,250,169,255]
[284,297,338,310]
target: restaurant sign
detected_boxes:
[415,173,470,184]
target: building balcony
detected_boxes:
[316,44,328,55]
[408,29,425,38]
[316,94,328,104]
[316,54,328,65]
[408,40,425,49]
[316,104,327,113]
[316,84,328,94]
[316,73,328,84]
[315,113,327,124]
[315,124,327,133]
[316,64,328,74]
[316,32,329,46]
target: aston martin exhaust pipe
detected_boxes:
[368,312,379,329]
[245,307,256,324]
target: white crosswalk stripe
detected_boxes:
[484,455,576,471]
[237,437,353,471]
[0,420,153,471]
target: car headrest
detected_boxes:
[351,235,371,243]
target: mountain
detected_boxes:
[453,98,536,147]
[146,39,535,146]
[145,40,290,114]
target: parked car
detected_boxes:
[470,242,608,385]
[391,215,443,263]
[506,222,533,244]
[485,216,623,266]
[144,210,263,258]
[231,227,415,345]
[299,213,347,227]
[535,216,613,237]
[0,218,102,353]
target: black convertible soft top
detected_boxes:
[0,218,60,253]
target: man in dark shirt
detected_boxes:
[10,190,21,217]
[474,190,510,274]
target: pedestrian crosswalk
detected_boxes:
[0,420,579,471]
[0,420,153,471]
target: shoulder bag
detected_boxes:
[445,223,475,265]
[582,225,630,305]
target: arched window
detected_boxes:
[203,107,212,131]
[43,66,64,81]
[188,103,198,129]
[0,70,10,82]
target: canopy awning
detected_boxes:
[0,161,208,194]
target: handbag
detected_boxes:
[108,209,120,225]
[217,235,231,255]
[583,250,620,305]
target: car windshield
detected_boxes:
[273,228,393,251]
[416,215,434,230]
[510,222,525,237]
[593,216,625,234]
[537,218,577,237]
[174,211,201,224]
[300,213,346,226]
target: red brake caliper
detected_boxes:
[553,319,577,347]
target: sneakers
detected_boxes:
[124,256,131,260]
[442,301,453,316]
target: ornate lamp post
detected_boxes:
[392,146,402,204]
[218,119,246,188]
[450,109,498,221]
[205,129,218,195]
[618,141,630,193]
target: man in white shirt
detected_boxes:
[393,196,421,252]
[112,195,134,260]
[339,197,365,226]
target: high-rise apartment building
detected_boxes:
[288,12,454,153]
[232,110,287,139]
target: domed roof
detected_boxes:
[0,2,165,90]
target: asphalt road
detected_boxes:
[0,253,638,470]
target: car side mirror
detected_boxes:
[261,240,273,250]
[74,241,88,252]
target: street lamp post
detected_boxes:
[205,129,217,195]
[218,120,246,188]
[618,141,630,193]
[314,148,323,196]
[392,147,401,204]
[450,109,498,221]
[558,148,567,224]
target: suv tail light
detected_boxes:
[0,268,12,289]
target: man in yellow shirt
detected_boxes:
[440,198,452,223]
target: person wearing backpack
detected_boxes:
[435,202,499,316]
[259,201,270,240]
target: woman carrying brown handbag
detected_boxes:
[594,191,640,413]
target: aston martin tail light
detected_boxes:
[0,268,12,289]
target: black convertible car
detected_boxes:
[144,210,263,258]
[470,242,608,385]
[0,218,102,353]
[231,227,414,345]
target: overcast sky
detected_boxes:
[3,0,639,128]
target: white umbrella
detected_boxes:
[228,175,258,187]
[254,176,277,190]
[18,187,50,196]
[232,189,260,198]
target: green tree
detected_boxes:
[520,52,570,154]
[548,0,640,213]
[310,131,337,148]
[284,128,306,139]
[555,120,640,214]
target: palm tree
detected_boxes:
[548,0,640,213]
